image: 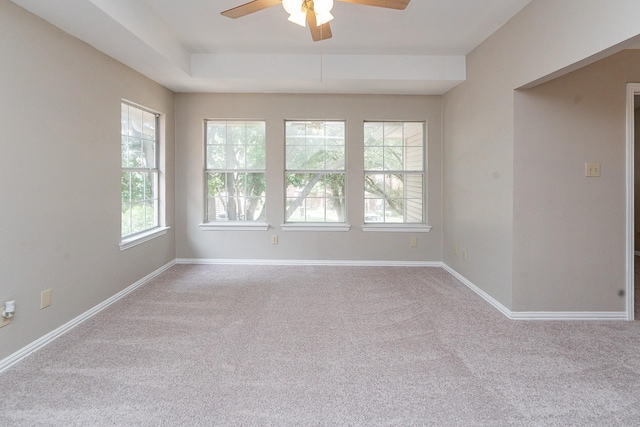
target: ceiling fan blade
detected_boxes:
[221,0,281,19]
[306,7,333,41]
[336,0,410,10]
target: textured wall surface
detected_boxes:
[0,1,176,360]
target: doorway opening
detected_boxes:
[626,84,640,320]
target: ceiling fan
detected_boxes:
[221,0,410,42]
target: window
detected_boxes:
[121,102,160,238]
[285,120,346,223]
[205,120,266,223]
[364,121,425,224]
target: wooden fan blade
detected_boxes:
[336,0,409,10]
[221,0,281,19]
[306,7,333,41]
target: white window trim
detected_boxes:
[121,101,164,239]
[199,222,269,231]
[119,226,170,251]
[285,120,347,225]
[361,224,431,233]
[204,120,267,225]
[281,223,351,232]
[363,121,427,226]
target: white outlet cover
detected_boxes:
[41,289,52,309]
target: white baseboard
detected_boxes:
[442,263,513,319]
[509,311,627,320]
[0,260,176,374]
[2,258,627,374]
[442,264,628,321]
[176,258,442,267]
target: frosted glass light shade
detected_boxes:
[288,11,307,27]
[282,0,303,15]
[313,0,334,14]
[315,12,333,25]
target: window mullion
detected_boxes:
[204,120,266,223]
[285,120,346,224]
[363,121,425,225]
[121,102,161,240]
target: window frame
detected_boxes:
[120,101,168,250]
[282,119,350,231]
[200,119,268,231]
[362,120,431,233]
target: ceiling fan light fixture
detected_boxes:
[313,0,334,14]
[222,0,411,42]
[311,0,334,26]
[282,0,303,15]
[288,11,307,27]
[315,12,334,26]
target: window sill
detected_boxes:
[361,224,432,233]
[120,226,170,251]
[281,223,351,232]
[199,222,269,231]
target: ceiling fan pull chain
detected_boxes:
[320,25,324,82]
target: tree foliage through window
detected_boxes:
[285,121,346,222]
[121,102,159,237]
[205,120,266,222]
[364,121,425,224]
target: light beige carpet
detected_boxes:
[1,264,640,426]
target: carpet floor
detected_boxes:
[1,264,640,426]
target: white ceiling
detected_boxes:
[11,0,532,94]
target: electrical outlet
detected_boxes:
[41,289,52,309]
[0,310,10,328]
[585,162,601,177]
[453,245,458,256]
[271,235,278,245]
[0,302,13,328]
[410,237,417,247]
[462,249,467,260]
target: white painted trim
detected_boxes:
[626,83,639,321]
[119,226,170,251]
[510,311,627,321]
[0,260,176,374]
[361,224,432,233]
[281,224,351,232]
[442,264,626,321]
[199,222,269,231]
[442,264,513,319]
[176,258,441,267]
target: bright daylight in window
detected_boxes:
[121,102,159,237]
[285,120,346,223]
[364,121,425,224]
[205,120,266,222]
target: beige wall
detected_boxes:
[175,93,442,262]
[0,1,176,360]
[6,0,640,365]
[513,50,640,312]
[443,0,640,311]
